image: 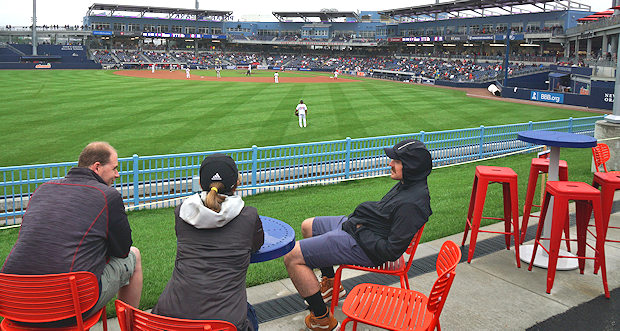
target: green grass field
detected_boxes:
[0,69,600,314]
[0,69,593,167]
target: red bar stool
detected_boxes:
[589,172,620,260]
[528,181,609,298]
[520,158,569,245]
[462,165,521,267]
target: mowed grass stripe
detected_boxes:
[0,70,594,167]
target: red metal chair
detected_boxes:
[340,240,461,331]
[461,166,521,267]
[0,271,107,331]
[589,172,620,273]
[330,225,425,314]
[592,143,619,174]
[528,181,609,298]
[115,300,237,331]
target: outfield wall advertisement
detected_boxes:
[530,91,564,104]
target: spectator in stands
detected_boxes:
[283,139,432,331]
[1,142,143,326]
[153,154,264,331]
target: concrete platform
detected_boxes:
[97,194,620,331]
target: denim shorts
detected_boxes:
[299,215,374,269]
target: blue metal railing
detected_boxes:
[0,116,603,226]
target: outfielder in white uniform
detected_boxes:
[295,100,308,128]
[216,66,222,78]
[186,67,191,79]
[274,72,279,83]
[152,64,155,73]
[333,70,339,79]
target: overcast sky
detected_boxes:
[0,0,612,26]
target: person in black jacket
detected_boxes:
[2,142,143,326]
[153,154,264,331]
[284,139,432,331]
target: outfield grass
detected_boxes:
[0,69,593,167]
[0,147,596,314]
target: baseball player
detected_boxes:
[274,72,279,83]
[246,64,252,76]
[152,64,155,73]
[295,100,308,128]
[333,70,339,79]
[186,67,191,79]
[216,65,222,78]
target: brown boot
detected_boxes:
[305,311,340,331]
[320,276,346,303]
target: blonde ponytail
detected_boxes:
[204,182,226,212]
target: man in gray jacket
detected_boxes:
[2,142,143,325]
[284,139,432,331]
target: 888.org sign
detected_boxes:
[604,93,614,103]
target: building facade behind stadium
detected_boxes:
[0,0,618,108]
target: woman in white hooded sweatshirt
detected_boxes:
[153,153,264,331]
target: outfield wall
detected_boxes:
[501,83,614,110]
[0,116,602,226]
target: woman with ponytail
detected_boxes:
[153,153,264,331]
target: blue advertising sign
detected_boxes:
[530,91,564,104]
[93,30,113,36]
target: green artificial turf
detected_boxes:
[0,69,593,167]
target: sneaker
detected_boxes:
[305,311,340,331]
[320,276,346,303]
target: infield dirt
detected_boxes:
[114,70,359,83]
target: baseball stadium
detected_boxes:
[1,0,620,330]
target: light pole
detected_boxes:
[32,0,37,56]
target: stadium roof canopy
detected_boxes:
[86,3,232,21]
[272,10,360,22]
[379,0,592,20]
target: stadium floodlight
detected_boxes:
[520,43,540,46]
[463,43,475,46]
[406,43,416,46]
[489,43,504,47]
[422,43,434,46]
[443,43,456,46]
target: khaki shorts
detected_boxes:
[91,251,136,313]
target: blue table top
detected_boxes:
[517,130,597,148]
[251,216,296,263]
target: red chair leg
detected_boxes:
[575,201,589,274]
[510,180,521,268]
[546,196,568,294]
[462,176,479,246]
[521,165,540,244]
[330,266,344,314]
[466,179,488,263]
[529,192,551,271]
[592,196,610,298]
[401,274,410,290]
[502,183,511,250]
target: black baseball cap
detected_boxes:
[199,153,239,195]
[384,139,432,182]
[384,139,425,160]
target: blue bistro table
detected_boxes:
[251,216,296,263]
[517,130,597,270]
